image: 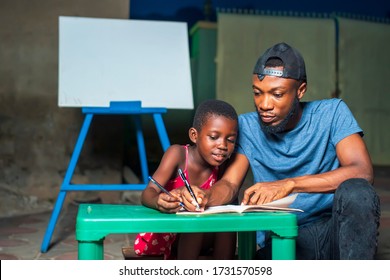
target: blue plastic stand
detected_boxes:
[40,101,171,253]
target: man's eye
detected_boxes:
[274,93,283,98]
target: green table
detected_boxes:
[76,204,297,260]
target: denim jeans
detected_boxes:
[256,178,381,260]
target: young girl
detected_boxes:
[134,99,238,259]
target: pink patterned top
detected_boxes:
[165,145,218,191]
[133,145,219,259]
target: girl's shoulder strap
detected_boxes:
[183,144,189,171]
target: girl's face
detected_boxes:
[190,115,238,166]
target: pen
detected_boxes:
[178,168,200,210]
[148,176,186,208]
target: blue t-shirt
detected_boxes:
[236,98,363,245]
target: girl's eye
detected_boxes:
[227,138,236,144]
[209,135,217,140]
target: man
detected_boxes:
[182,42,380,259]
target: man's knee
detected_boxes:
[337,178,375,199]
[335,178,380,212]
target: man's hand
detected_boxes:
[241,180,294,205]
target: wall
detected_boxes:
[338,18,390,165]
[0,0,130,217]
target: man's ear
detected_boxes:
[188,127,198,143]
[297,82,307,100]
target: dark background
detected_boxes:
[130,0,390,29]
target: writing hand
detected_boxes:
[179,185,206,211]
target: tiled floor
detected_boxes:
[0,166,389,260]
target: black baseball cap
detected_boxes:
[253,42,307,82]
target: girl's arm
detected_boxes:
[141,144,185,213]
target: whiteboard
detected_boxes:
[58,16,194,109]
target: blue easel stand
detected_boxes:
[40,101,171,253]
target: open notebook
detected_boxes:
[177,193,303,215]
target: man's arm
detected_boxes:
[290,133,373,190]
[242,133,373,205]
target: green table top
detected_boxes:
[76,204,297,241]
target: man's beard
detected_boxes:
[257,98,299,134]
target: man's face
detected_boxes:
[252,68,306,134]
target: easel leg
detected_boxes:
[153,113,171,151]
[133,115,149,184]
[40,113,93,253]
[40,191,67,252]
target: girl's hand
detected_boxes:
[178,185,207,212]
[155,191,184,213]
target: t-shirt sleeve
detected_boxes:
[331,99,363,146]
[236,114,252,157]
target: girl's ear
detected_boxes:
[188,127,198,143]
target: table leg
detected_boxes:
[237,231,256,260]
[271,235,295,260]
[78,240,104,260]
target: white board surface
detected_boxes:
[58,16,193,109]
